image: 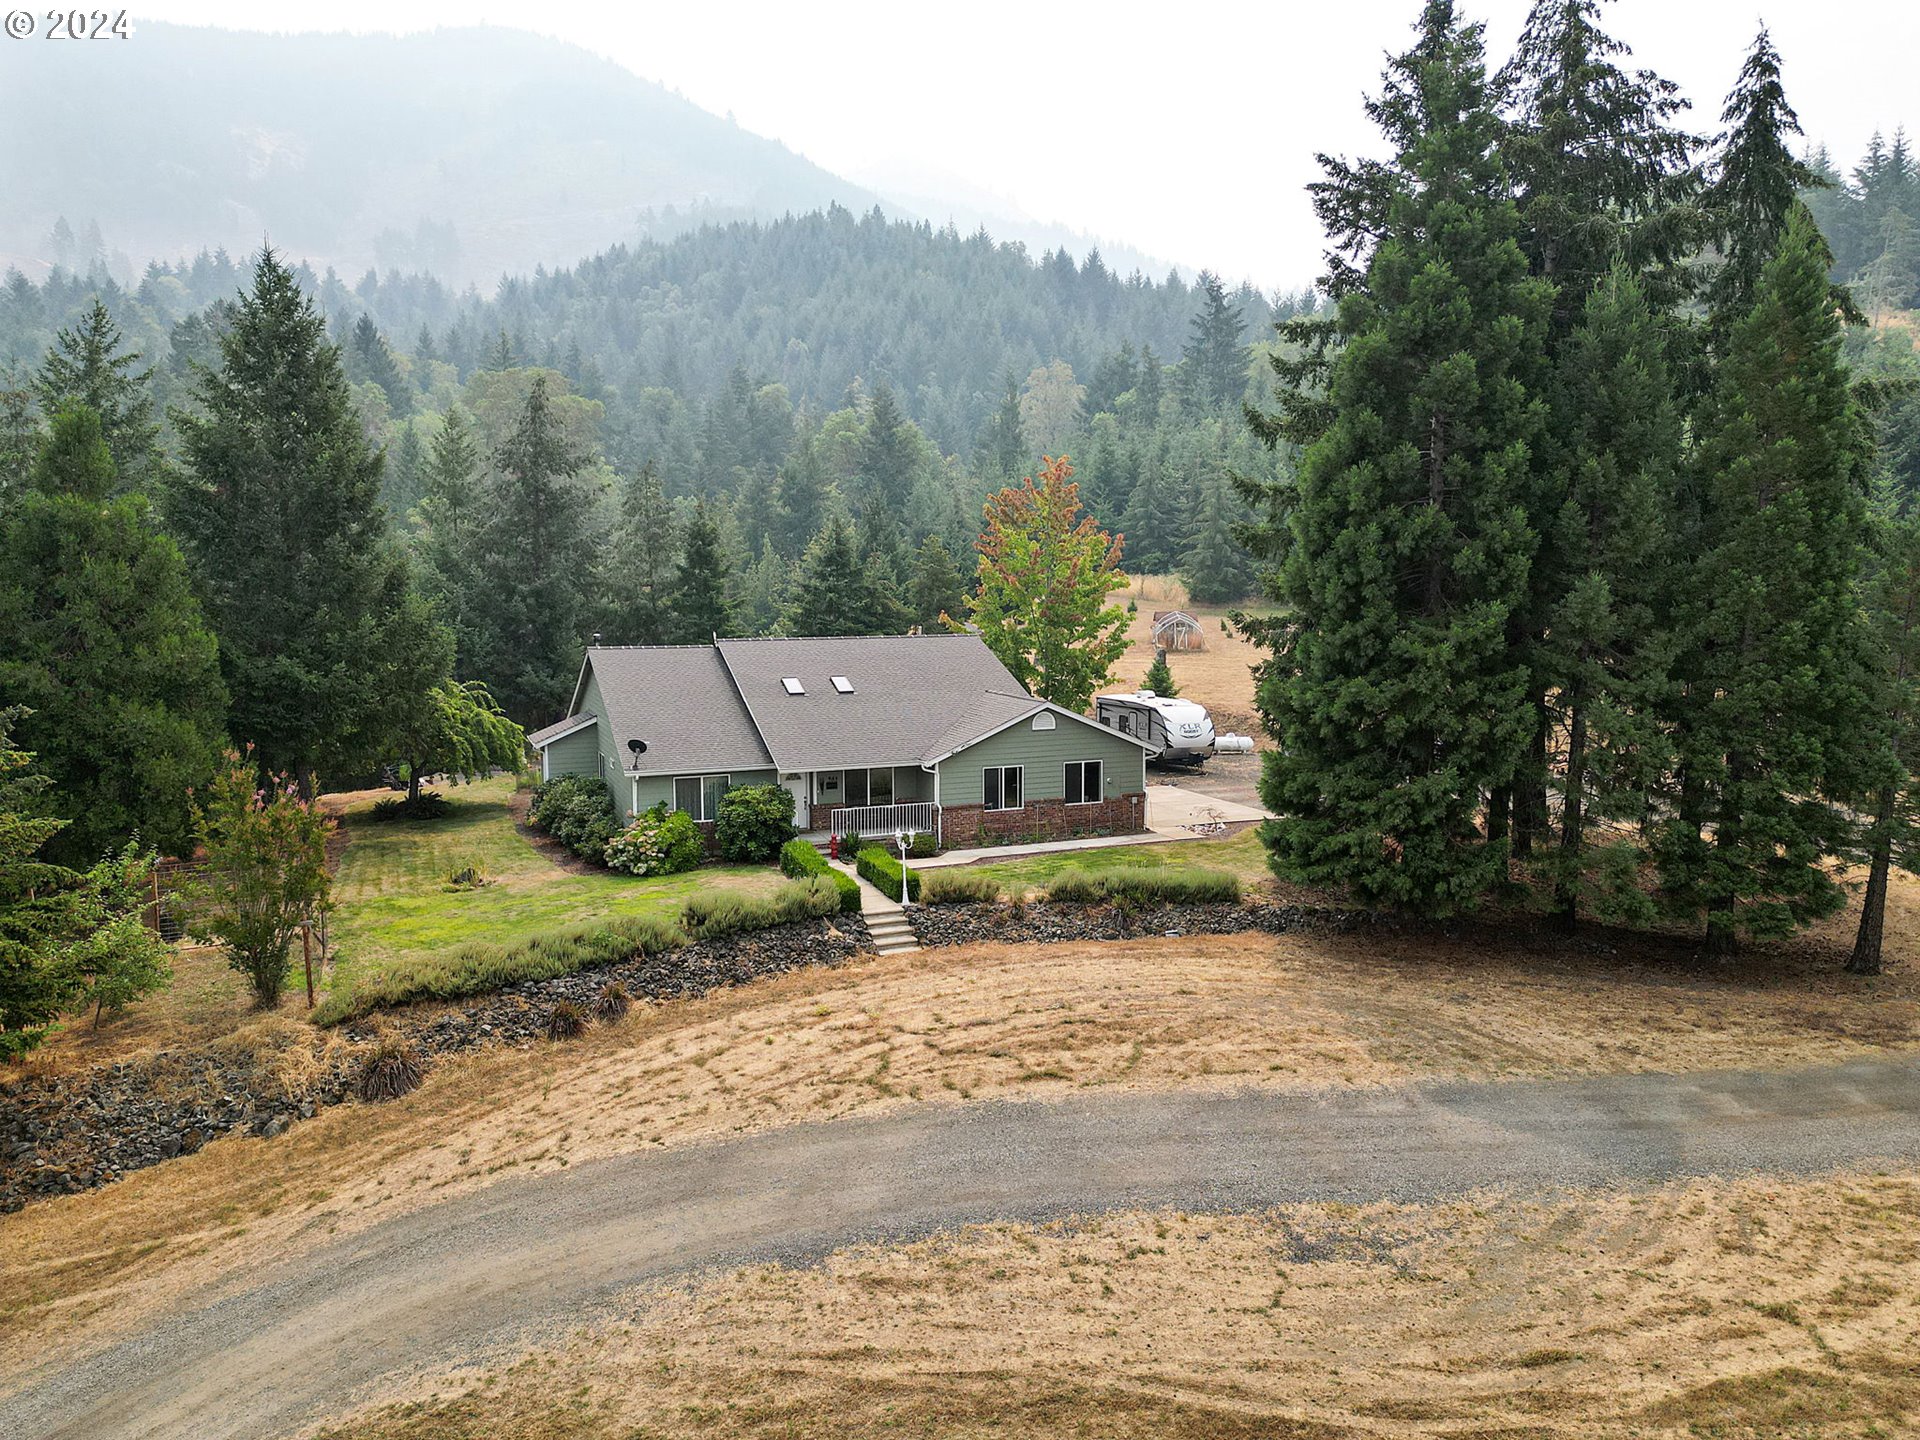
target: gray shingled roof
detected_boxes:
[572,646,773,776]
[525,712,597,748]
[714,635,1028,771]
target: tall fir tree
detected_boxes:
[856,382,917,520]
[1656,207,1881,951]
[1536,271,1680,927]
[0,407,226,863]
[1252,0,1552,915]
[1177,271,1250,415]
[975,371,1027,481]
[169,248,423,788]
[608,460,678,645]
[34,299,160,488]
[773,435,832,557]
[1179,470,1256,604]
[412,407,483,662]
[466,374,599,721]
[1849,501,1920,974]
[667,501,733,643]
[908,533,967,629]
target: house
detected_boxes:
[525,634,1153,848]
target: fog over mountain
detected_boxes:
[0,21,1194,288]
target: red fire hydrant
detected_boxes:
[828,834,839,860]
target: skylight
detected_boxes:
[782,677,805,695]
[831,676,854,693]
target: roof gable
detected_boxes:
[566,646,772,775]
[715,634,1027,771]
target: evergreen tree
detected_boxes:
[1536,271,1679,928]
[732,537,792,637]
[34,299,159,487]
[1177,271,1249,415]
[0,373,40,501]
[466,374,598,721]
[1703,29,1840,340]
[385,423,426,524]
[975,371,1027,481]
[667,500,733,643]
[607,460,678,645]
[784,515,865,637]
[773,436,831,557]
[169,249,422,788]
[1657,207,1881,951]
[1252,0,1551,915]
[348,313,410,415]
[0,408,226,864]
[1848,505,1919,974]
[412,407,483,659]
[1119,446,1182,573]
[1179,470,1256,604]
[856,382,917,518]
[1142,649,1179,698]
[908,532,967,629]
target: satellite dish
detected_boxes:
[627,739,648,756]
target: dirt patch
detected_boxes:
[1110,573,1268,742]
[308,1171,1920,1439]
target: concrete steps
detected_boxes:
[863,909,921,956]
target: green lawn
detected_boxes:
[949,830,1273,898]
[324,777,783,1005]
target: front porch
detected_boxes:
[788,764,937,835]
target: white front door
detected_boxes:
[782,773,810,828]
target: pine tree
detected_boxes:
[667,501,732,643]
[169,249,422,788]
[0,371,40,501]
[732,538,792,637]
[607,461,678,645]
[412,407,483,657]
[466,374,598,721]
[784,515,870,638]
[908,533,967,629]
[857,382,918,519]
[1536,271,1679,928]
[348,314,411,416]
[773,436,831,556]
[0,408,226,864]
[385,424,426,524]
[1143,649,1179,698]
[1848,503,1920,974]
[975,371,1026,481]
[34,299,159,488]
[1179,470,1256,604]
[1177,271,1249,415]
[1252,0,1551,915]
[1657,207,1881,951]
[1704,29,1831,340]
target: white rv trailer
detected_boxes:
[1093,689,1217,766]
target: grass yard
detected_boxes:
[951,829,1275,898]
[322,777,784,1013]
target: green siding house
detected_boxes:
[525,634,1151,848]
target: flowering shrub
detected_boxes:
[603,805,703,876]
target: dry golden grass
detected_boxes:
[310,1171,1920,1439]
[8,906,1917,1377]
[1110,573,1268,739]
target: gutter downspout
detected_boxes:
[923,762,941,849]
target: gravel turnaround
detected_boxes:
[6,1057,1920,1440]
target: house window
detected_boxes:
[782,677,805,695]
[831,676,854,693]
[1032,712,1055,731]
[844,769,868,806]
[1065,760,1103,805]
[870,767,893,805]
[983,765,1023,811]
[672,774,731,821]
[815,771,842,803]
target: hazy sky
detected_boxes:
[137,1,1919,291]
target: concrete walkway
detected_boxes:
[828,857,918,954]
[8,1057,1920,1440]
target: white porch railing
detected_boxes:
[829,802,939,844]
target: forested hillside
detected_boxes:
[0,23,885,284]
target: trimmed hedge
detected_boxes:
[856,845,921,903]
[682,876,843,940]
[779,837,862,914]
[313,913,688,1025]
[919,869,1002,905]
[715,783,799,862]
[1045,866,1241,906]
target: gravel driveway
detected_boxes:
[6,1057,1919,1439]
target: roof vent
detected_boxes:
[831,676,854,693]
[781,677,805,695]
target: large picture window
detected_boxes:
[1064,760,1102,805]
[672,774,731,821]
[983,765,1023,811]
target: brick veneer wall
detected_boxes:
[938,793,1147,849]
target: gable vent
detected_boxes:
[831,676,854,693]
[781,677,805,695]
